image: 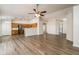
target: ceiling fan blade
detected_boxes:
[40,14,44,16]
[33,9,36,12]
[41,11,47,13]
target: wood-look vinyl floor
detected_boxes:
[0,34,79,55]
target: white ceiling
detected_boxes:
[0,4,73,17]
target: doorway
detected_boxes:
[56,19,66,38]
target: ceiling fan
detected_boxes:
[28,4,47,17]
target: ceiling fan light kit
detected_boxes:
[35,14,40,17]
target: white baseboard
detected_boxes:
[47,32,59,35]
[66,38,73,42]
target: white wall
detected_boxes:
[12,20,30,24]
[47,19,57,34]
[46,7,73,41]
[0,16,13,36]
[37,18,44,35]
[73,5,79,47]
[0,20,2,36]
[65,13,73,41]
[2,20,11,35]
